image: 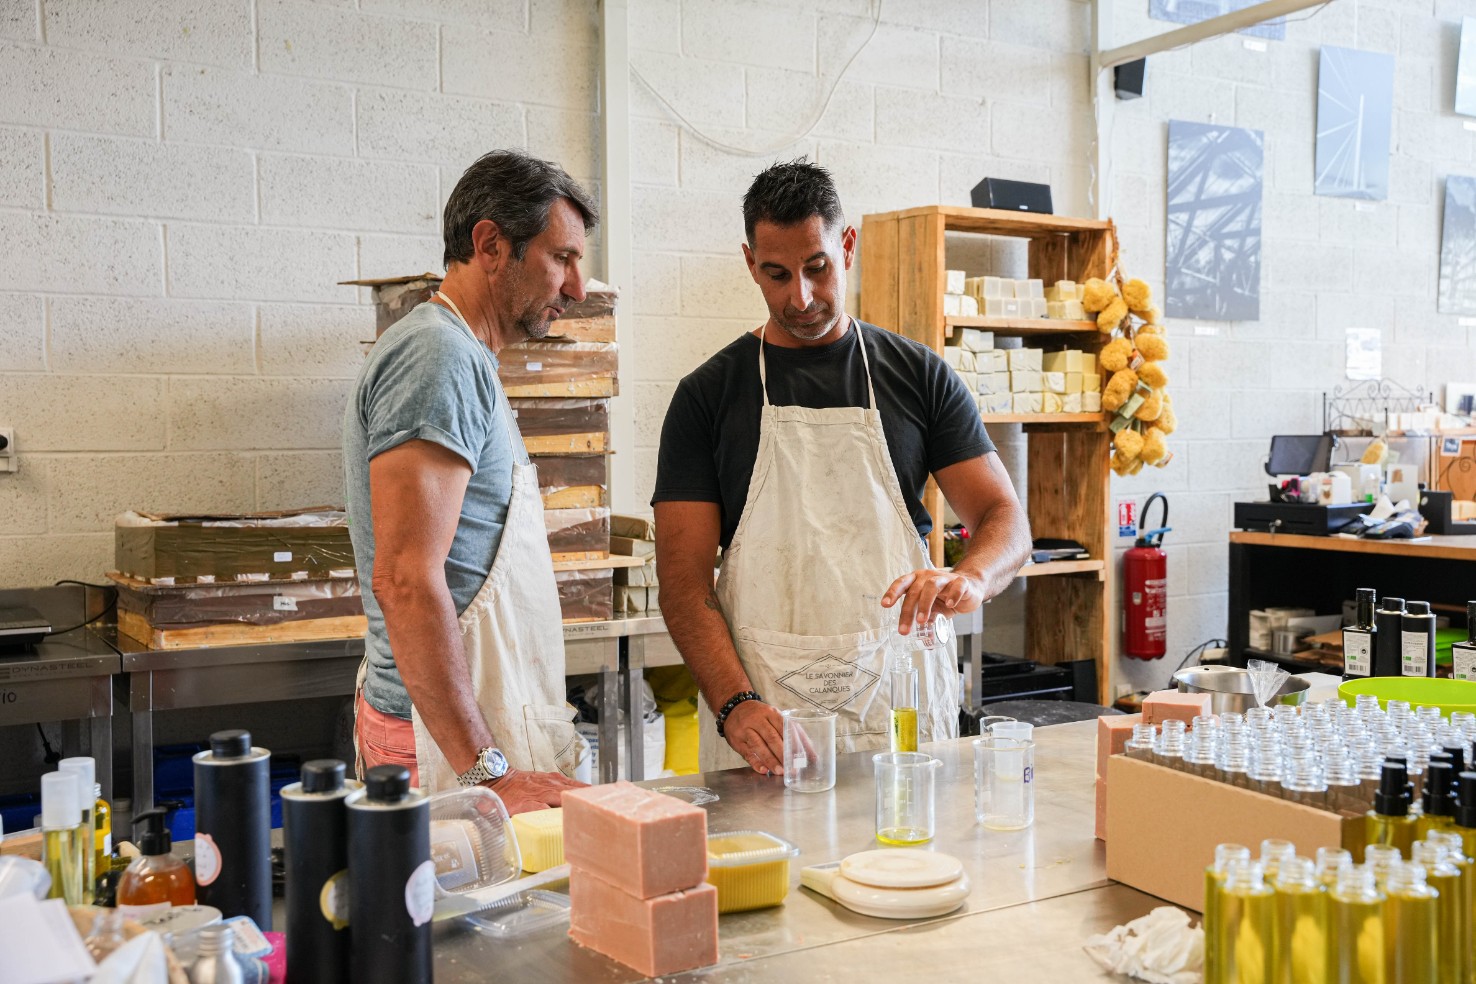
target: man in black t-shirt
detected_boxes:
[652,160,1032,775]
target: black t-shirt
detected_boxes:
[652,321,996,549]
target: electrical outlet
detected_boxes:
[0,427,14,473]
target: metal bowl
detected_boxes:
[1172,666,1310,715]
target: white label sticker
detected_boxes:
[194,832,222,886]
[1243,38,1267,51]
[320,869,350,929]
[1343,630,1372,677]
[273,594,298,612]
[273,551,292,563]
[405,859,437,927]
[1466,121,1476,132]
[1402,631,1430,676]
[526,361,543,372]
[116,901,171,921]
[1454,645,1476,682]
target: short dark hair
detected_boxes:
[742,158,844,246]
[442,150,599,267]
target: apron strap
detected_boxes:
[435,290,520,448]
[757,318,878,410]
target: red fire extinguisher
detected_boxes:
[1123,492,1171,660]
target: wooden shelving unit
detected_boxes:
[860,204,1114,703]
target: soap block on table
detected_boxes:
[1142,690,1213,728]
[1096,712,1142,779]
[562,781,708,898]
[569,872,719,978]
[510,807,565,872]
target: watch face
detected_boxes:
[482,748,509,778]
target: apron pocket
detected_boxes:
[735,625,889,739]
[523,703,578,778]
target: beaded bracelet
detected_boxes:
[715,690,763,738]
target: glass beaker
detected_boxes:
[783,709,837,793]
[873,752,940,845]
[974,736,1035,830]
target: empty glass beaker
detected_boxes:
[974,735,1035,830]
[873,752,940,845]
[783,709,836,793]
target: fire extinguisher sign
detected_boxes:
[1117,500,1136,538]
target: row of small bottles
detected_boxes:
[1343,590,1476,680]
[1205,833,1475,984]
[39,730,434,984]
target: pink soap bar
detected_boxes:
[1142,690,1212,727]
[1094,777,1108,842]
[569,868,719,977]
[1096,713,1142,778]
[562,780,708,897]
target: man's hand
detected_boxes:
[883,568,990,634]
[490,768,586,815]
[723,700,785,776]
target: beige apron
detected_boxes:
[698,322,959,771]
[356,293,577,793]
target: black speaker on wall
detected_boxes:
[969,177,1053,215]
[1114,58,1147,100]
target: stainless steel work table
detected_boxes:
[0,586,119,801]
[118,614,673,814]
[429,720,1167,981]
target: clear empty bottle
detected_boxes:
[1183,730,1219,779]
[1124,724,1158,761]
[1248,744,1285,799]
[1283,758,1330,810]
[1155,719,1188,769]
[1329,864,1385,984]
[1219,734,1253,788]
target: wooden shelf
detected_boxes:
[946,315,1102,338]
[981,412,1105,426]
[553,555,647,572]
[890,204,1112,238]
[1017,559,1105,580]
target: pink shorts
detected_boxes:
[355,690,419,787]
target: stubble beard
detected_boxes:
[775,308,840,343]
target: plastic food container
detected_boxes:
[465,890,571,938]
[510,807,565,873]
[705,831,800,913]
[1338,677,1476,717]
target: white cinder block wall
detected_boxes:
[3,0,1475,696]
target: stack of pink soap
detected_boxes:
[1142,689,1212,727]
[563,781,718,977]
[1094,713,1141,842]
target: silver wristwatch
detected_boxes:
[455,746,510,787]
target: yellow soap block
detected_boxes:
[510,806,565,872]
[1082,392,1102,412]
[1041,351,1071,373]
[1007,348,1042,371]
[1041,392,1065,414]
[1080,352,1097,374]
[1083,372,1102,393]
[1065,372,1084,394]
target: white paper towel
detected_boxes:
[1082,905,1204,984]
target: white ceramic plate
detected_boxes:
[829,871,971,919]
[839,848,964,889]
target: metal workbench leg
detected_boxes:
[131,673,154,814]
[624,635,645,783]
[598,649,621,785]
[91,714,113,804]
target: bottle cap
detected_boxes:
[365,765,411,803]
[1444,743,1467,777]
[1457,772,1476,828]
[1468,601,1476,641]
[1406,600,1431,616]
[210,729,252,758]
[41,771,80,829]
[132,809,171,856]
[301,759,346,794]
[1356,588,1377,603]
[1383,597,1406,612]
[57,758,95,808]
[1375,760,1411,816]
[1427,762,1458,817]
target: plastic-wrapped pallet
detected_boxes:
[545,507,611,561]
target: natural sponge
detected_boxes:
[1136,331,1169,361]
[1157,394,1177,435]
[1122,279,1152,314]
[1102,369,1138,412]
[1138,361,1168,388]
[1100,336,1134,373]
[1134,391,1163,422]
[1097,297,1129,332]
[1114,428,1145,460]
[1082,278,1117,313]
[1141,427,1168,465]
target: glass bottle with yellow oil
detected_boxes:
[1428,832,1473,984]
[1212,858,1276,984]
[1453,772,1476,862]
[888,651,918,753]
[1367,761,1418,860]
[1272,856,1327,984]
[1383,860,1438,984]
[40,772,84,905]
[1330,864,1385,984]
[1418,761,1458,841]
[1411,841,1459,984]
[1205,843,1251,982]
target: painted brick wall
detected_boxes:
[3,0,1474,698]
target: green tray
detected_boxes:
[1338,676,1476,717]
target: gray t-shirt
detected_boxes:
[343,301,525,719]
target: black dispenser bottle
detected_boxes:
[347,765,432,984]
[282,759,357,984]
[1373,597,1405,676]
[193,729,272,928]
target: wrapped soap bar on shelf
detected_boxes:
[499,341,618,398]
[531,454,609,510]
[545,507,611,561]
[556,568,614,622]
[115,508,355,584]
[509,398,610,454]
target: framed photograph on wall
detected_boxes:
[1315,47,1395,201]
[1457,17,1476,117]
[1165,120,1264,322]
[1438,176,1476,315]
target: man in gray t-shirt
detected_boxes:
[344,150,598,814]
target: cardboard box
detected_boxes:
[1105,756,1359,912]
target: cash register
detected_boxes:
[1232,434,1369,535]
